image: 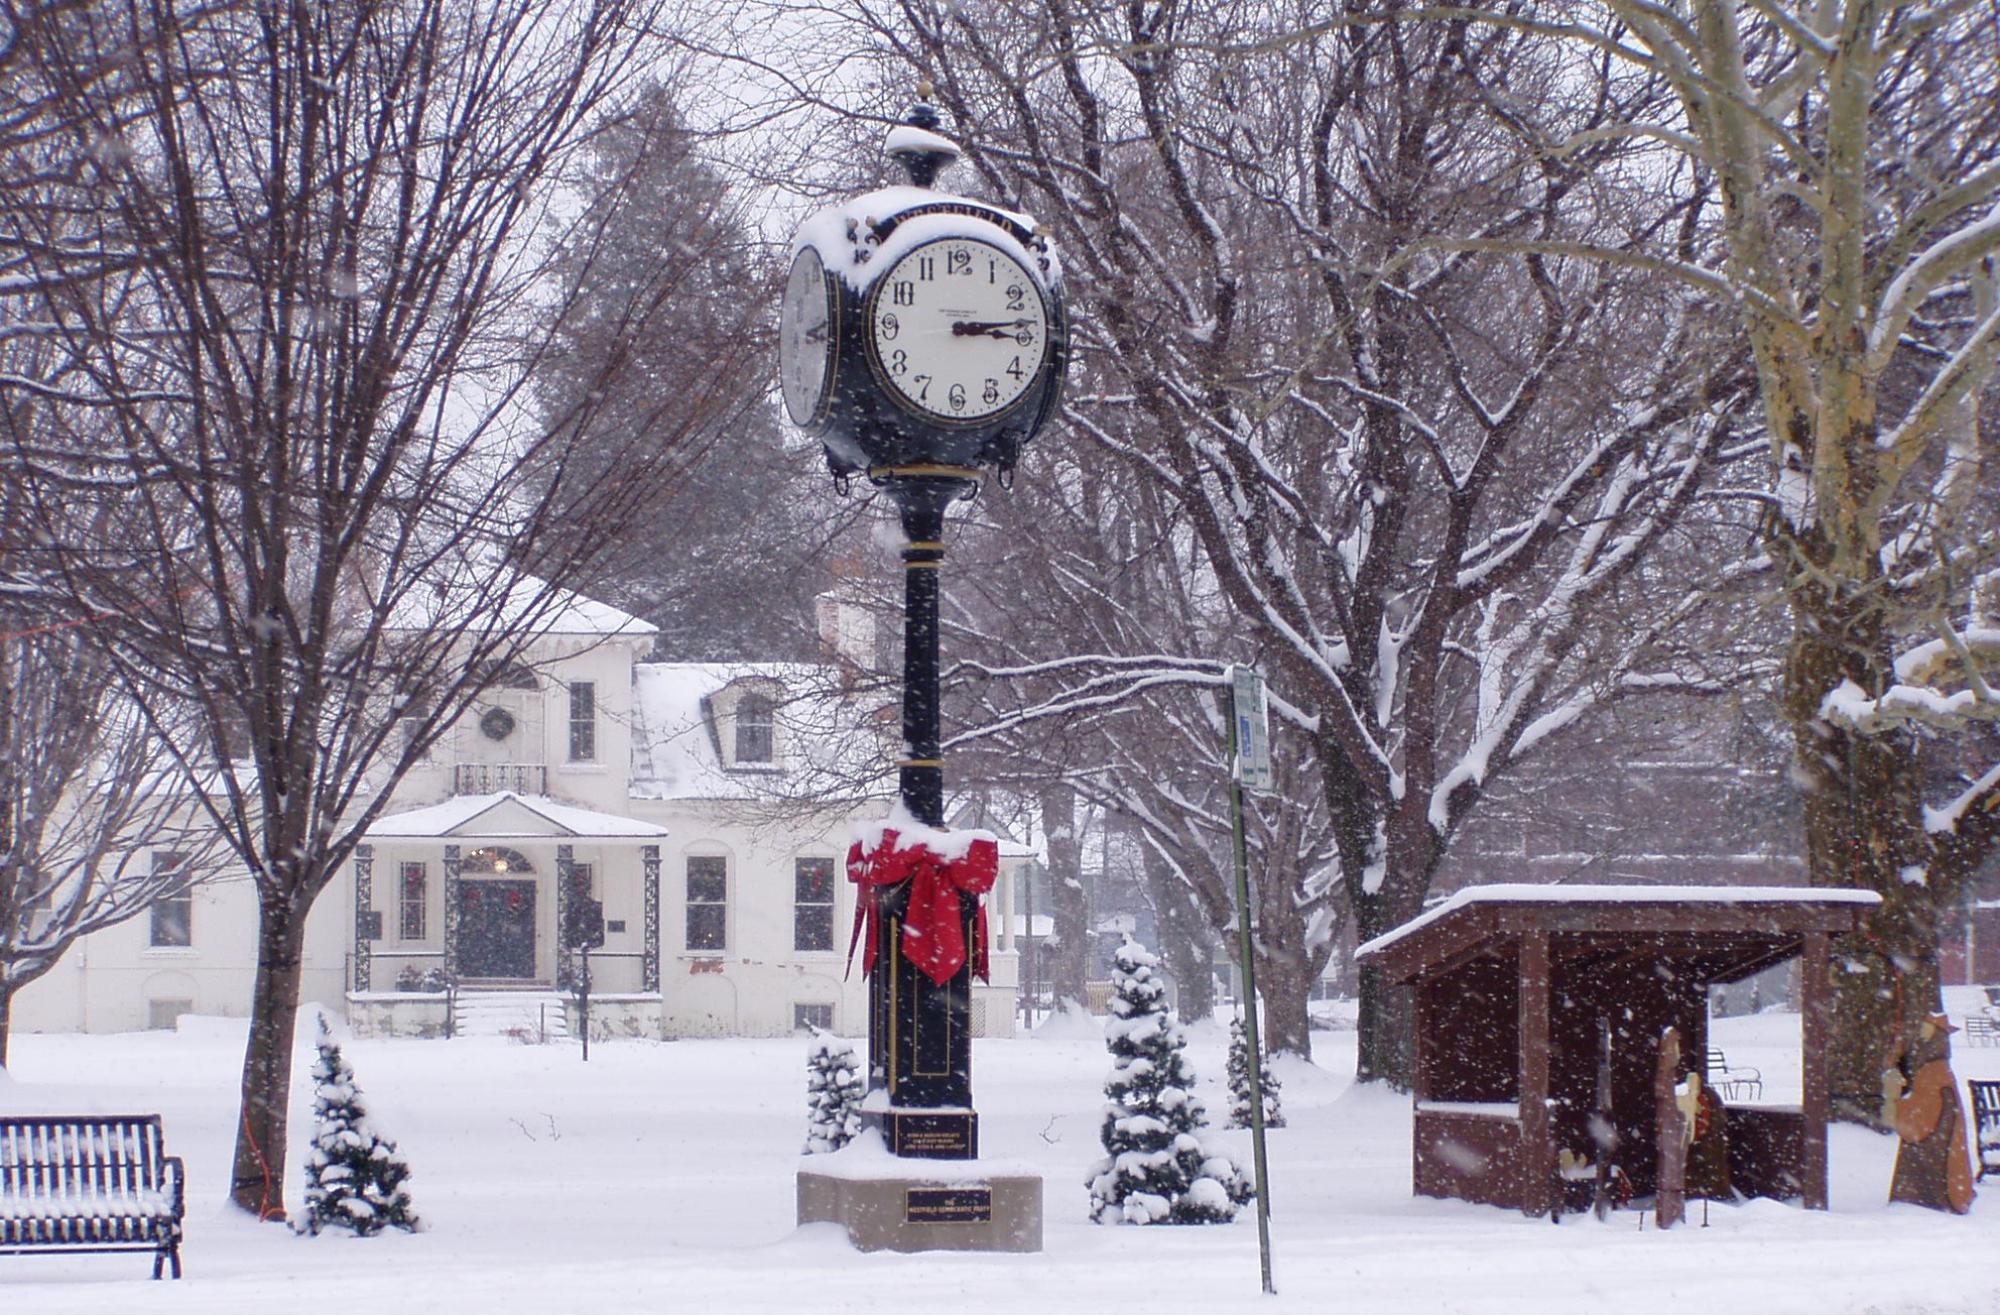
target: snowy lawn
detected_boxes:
[3,998,1997,1314]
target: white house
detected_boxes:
[13,592,1028,1043]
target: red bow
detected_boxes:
[845,828,997,986]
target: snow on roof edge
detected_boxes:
[1354,883,1883,961]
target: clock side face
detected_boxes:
[779,246,836,429]
[865,236,1050,426]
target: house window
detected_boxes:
[794,857,836,953]
[735,693,774,764]
[149,854,191,947]
[399,862,427,940]
[398,700,432,763]
[569,681,596,762]
[793,1003,834,1033]
[570,861,595,898]
[686,856,726,952]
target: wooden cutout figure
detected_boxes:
[1882,1014,1976,1214]
[1678,1072,1731,1201]
[1654,1027,1687,1228]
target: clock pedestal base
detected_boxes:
[797,1161,1043,1254]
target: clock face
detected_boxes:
[866,236,1050,425]
[779,246,835,428]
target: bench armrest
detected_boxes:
[162,1156,187,1221]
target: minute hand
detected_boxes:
[950,318,1033,338]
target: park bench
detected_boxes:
[0,1114,185,1278]
[1962,1013,2000,1048]
[1704,1047,1763,1102]
[1972,1080,2000,1184]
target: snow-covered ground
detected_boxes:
[3,994,1997,1313]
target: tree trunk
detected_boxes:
[1352,885,1419,1088]
[1779,565,1963,1127]
[1252,867,1320,1060]
[1139,839,1214,1022]
[0,983,13,1070]
[231,892,308,1219]
[1038,784,1090,1009]
[1255,945,1315,1060]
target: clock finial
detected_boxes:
[886,82,960,190]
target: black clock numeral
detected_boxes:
[1006,284,1026,311]
[988,257,997,283]
[947,248,971,276]
[1015,326,1036,345]
[917,255,936,281]
[1006,356,1025,380]
[892,281,915,306]
[881,313,900,340]
[983,378,1000,404]
[948,383,967,412]
[912,373,931,401]
[890,349,907,375]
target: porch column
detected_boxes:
[353,844,374,993]
[1801,930,1832,1210]
[556,844,576,990]
[642,844,661,992]
[1518,930,1554,1218]
[443,844,463,983]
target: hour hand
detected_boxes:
[951,318,1029,338]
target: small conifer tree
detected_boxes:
[1226,1015,1285,1130]
[1086,939,1251,1224]
[297,1019,420,1236]
[802,1031,864,1155]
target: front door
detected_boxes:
[461,879,536,979]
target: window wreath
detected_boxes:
[479,707,517,741]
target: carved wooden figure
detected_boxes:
[1883,1014,1976,1214]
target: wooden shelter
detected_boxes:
[1356,885,1880,1218]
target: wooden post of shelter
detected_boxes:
[1655,1026,1687,1228]
[1800,930,1831,1210]
[1518,930,1553,1218]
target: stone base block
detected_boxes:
[797,1168,1043,1253]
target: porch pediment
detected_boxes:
[364,791,669,841]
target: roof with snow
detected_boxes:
[629,662,890,803]
[388,559,656,639]
[1356,882,1881,984]
[365,792,668,840]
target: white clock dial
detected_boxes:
[779,246,835,428]
[867,236,1050,425]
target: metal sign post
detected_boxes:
[1226,664,1276,1296]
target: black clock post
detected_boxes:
[870,467,980,1159]
[780,87,1066,1196]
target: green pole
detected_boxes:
[1227,691,1276,1296]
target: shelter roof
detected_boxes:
[1356,883,1880,988]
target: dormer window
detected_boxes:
[735,692,775,764]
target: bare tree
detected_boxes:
[1544,0,2000,1143]
[742,1,1762,1072]
[0,0,732,1218]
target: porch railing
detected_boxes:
[453,762,546,795]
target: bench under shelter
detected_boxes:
[1355,884,1881,1218]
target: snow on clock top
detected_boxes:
[791,184,1063,301]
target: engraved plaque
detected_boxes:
[906,1186,992,1224]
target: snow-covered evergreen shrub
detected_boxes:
[1086,940,1252,1224]
[802,1031,864,1155]
[1226,1015,1285,1130]
[297,1020,420,1236]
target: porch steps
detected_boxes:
[452,990,571,1042]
